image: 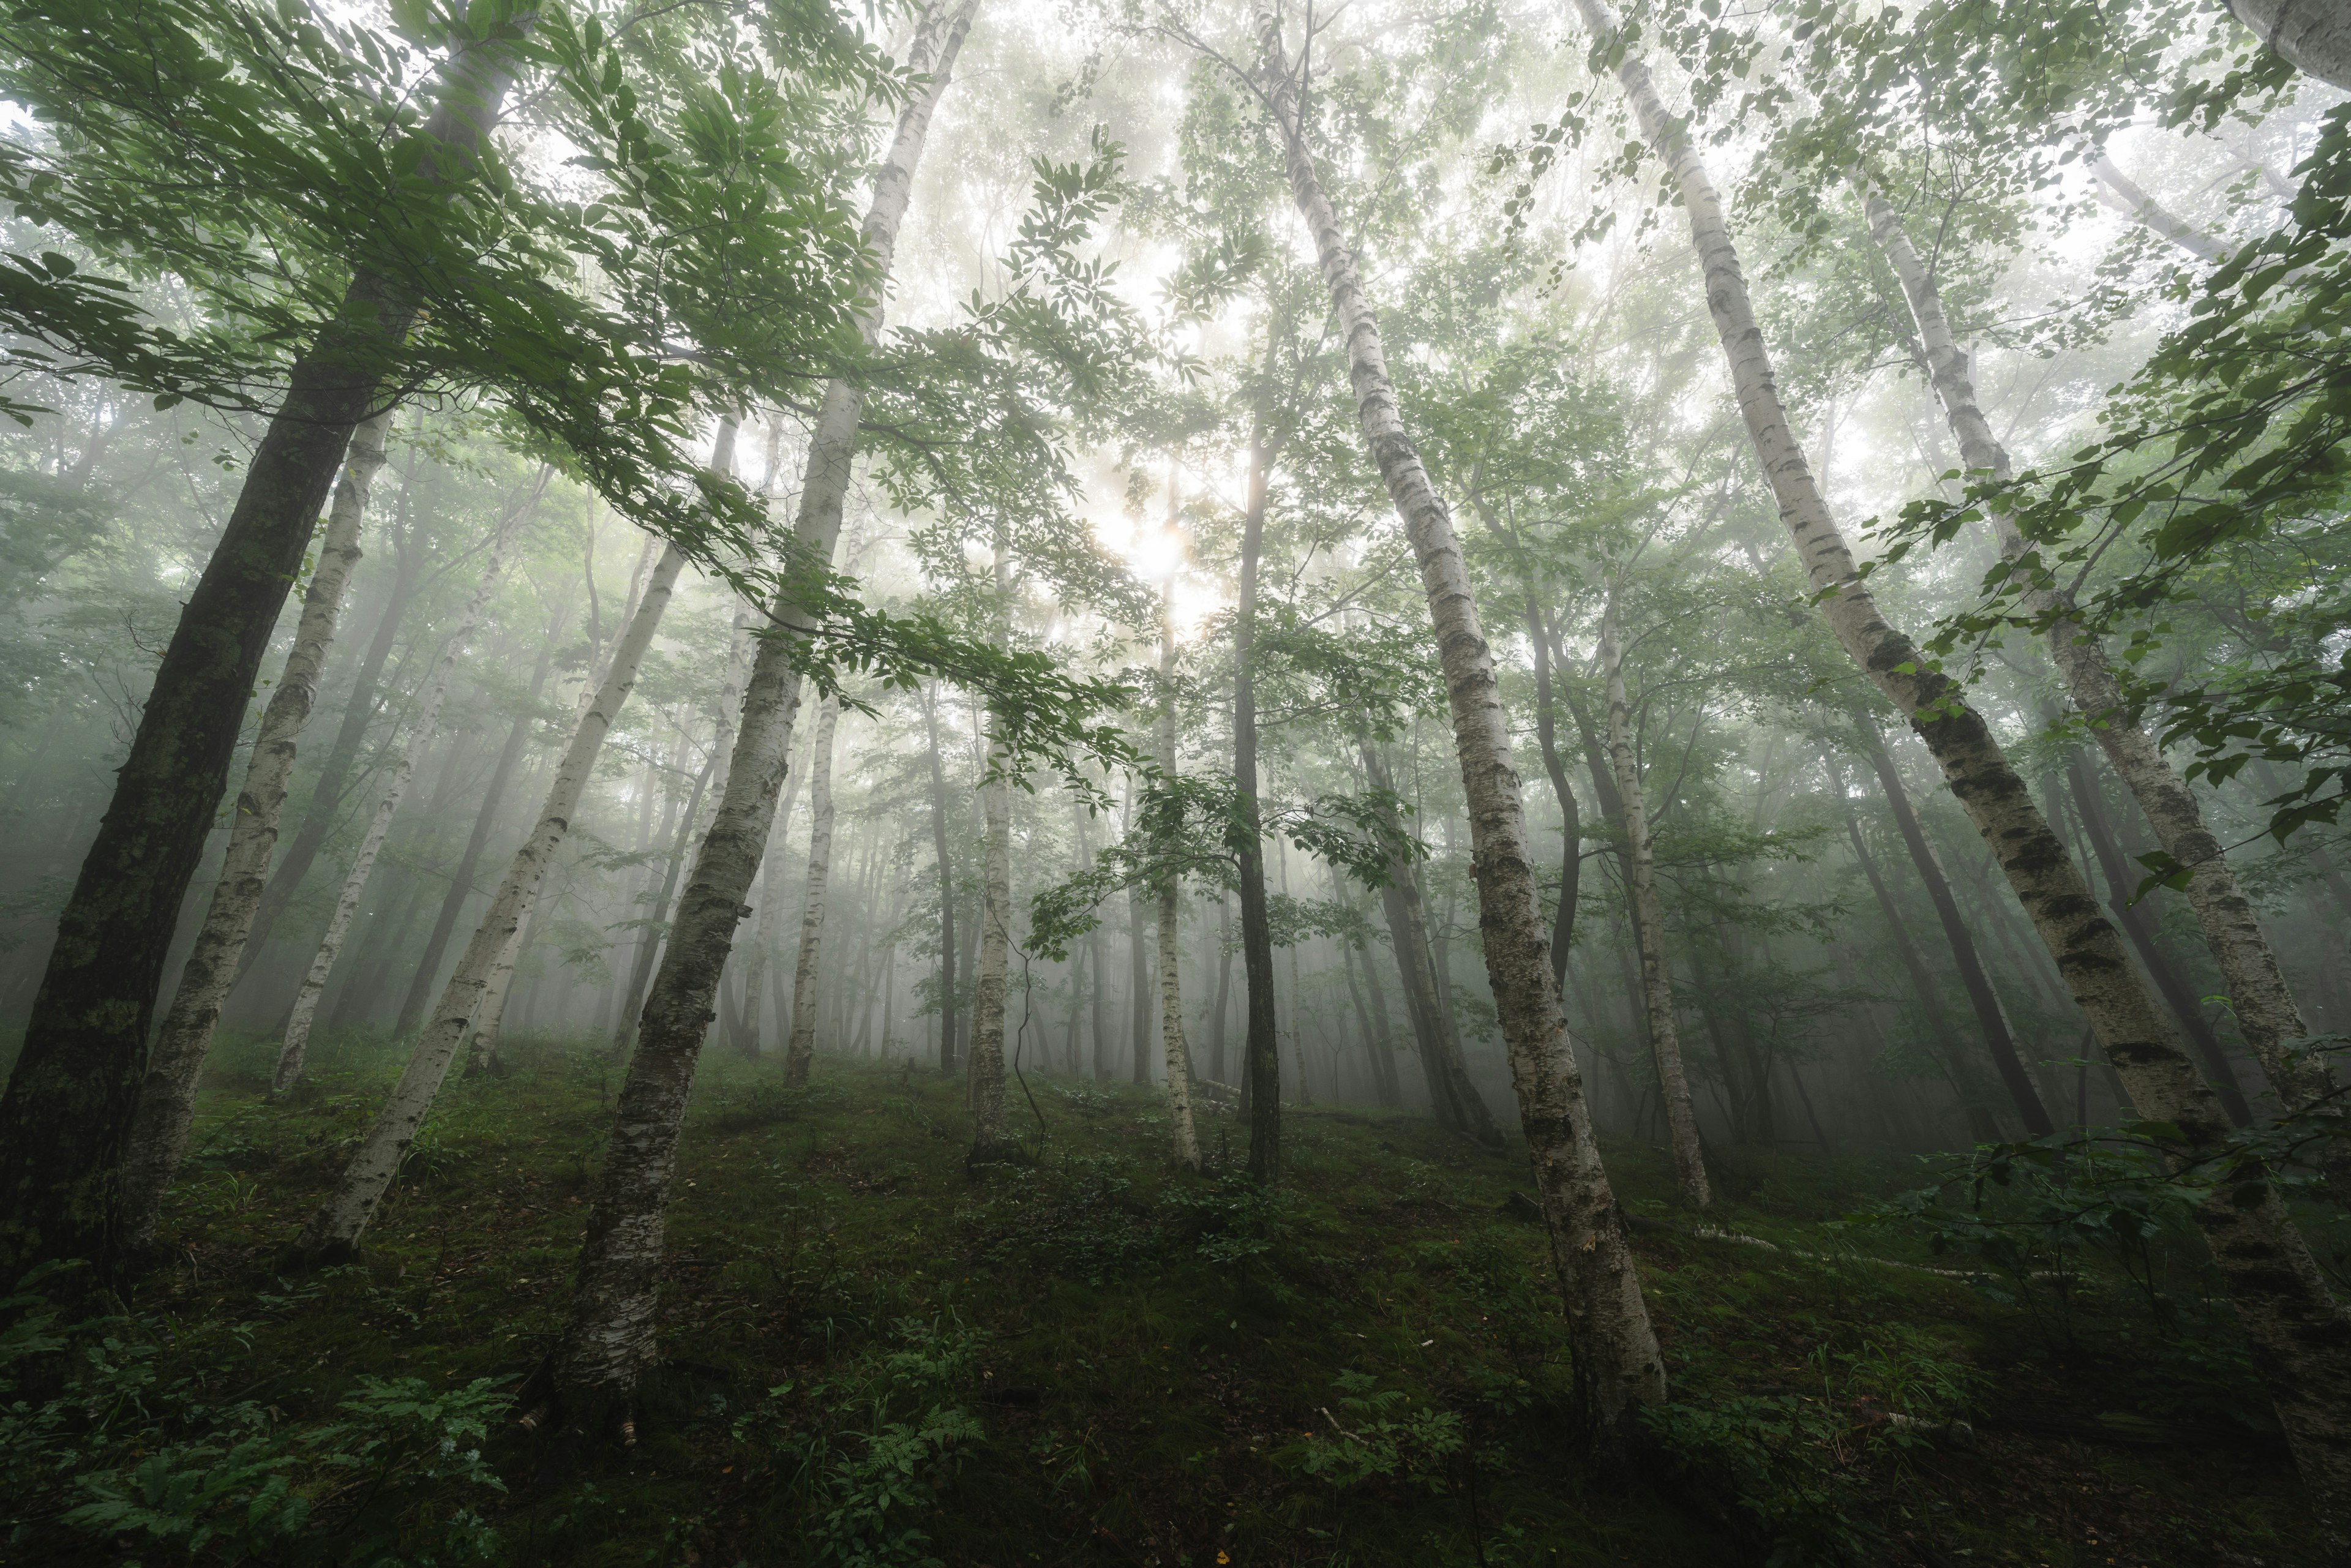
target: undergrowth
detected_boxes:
[0,1034,2323,1566]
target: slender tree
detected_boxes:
[272,468,544,1092]
[1571,0,2351,1519]
[116,411,393,1250]
[1600,599,1710,1207]
[1256,1,1663,1434]
[783,694,841,1087]
[543,0,980,1428]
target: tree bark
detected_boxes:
[546,0,977,1425]
[784,696,841,1086]
[610,724,719,1062]
[272,469,542,1092]
[738,723,810,1057]
[1572,0,2351,1525]
[1359,732,1502,1145]
[2066,750,2257,1123]
[285,538,689,1265]
[239,501,425,986]
[2225,0,2351,91]
[1600,600,1711,1206]
[1861,183,2322,1111]
[1259,2,1663,1435]
[969,686,1014,1155]
[115,411,394,1251]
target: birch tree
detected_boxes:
[271,468,546,1092]
[116,411,393,1250]
[1569,0,2351,1522]
[782,694,841,1087]
[1253,0,1663,1435]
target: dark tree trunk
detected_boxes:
[1234,364,1282,1182]
[0,269,423,1276]
[1854,721,2056,1136]
[1824,750,2006,1142]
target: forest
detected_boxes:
[0,0,2347,1561]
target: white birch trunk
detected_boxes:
[119,411,394,1247]
[1567,0,2351,1525]
[2226,0,2351,91]
[1256,1,1664,1435]
[740,727,810,1055]
[1155,585,1201,1169]
[782,694,839,1086]
[271,467,544,1092]
[547,0,979,1420]
[287,538,689,1262]
[1601,601,1711,1209]
[1858,180,2324,1112]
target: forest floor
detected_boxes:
[0,1032,2327,1567]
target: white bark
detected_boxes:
[1600,601,1710,1209]
[288,537,689,1262]
[782,694,839,1086]
[1566,0,2351,1526]
[1155,583,1201,1170]
[271,467,544,1092]
[1859,181,2323,1111]
[1256,1,1663,1435]
[2087,154,2227,262]
[119,411,394,1247]
[737,738,808,1056]
[969,709,1013,1152]
[2226,0,2351,91]
[549,0,979,1417]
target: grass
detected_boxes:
[2,1029,2326,1567]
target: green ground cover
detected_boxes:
[0,1033,2325,1566]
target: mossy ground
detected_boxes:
[23,1031,2325,1567]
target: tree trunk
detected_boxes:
[1154,582,1201,1167]
[1359,732,1502,1145]
[544,0,977,1427]
[1861,183,2322,1111]
[610,727,719,1062]
[784,696,842,1087]
[1208,896,1234,1087]
[394,614,559,1038]
[1126,789,1153,1088]
[1573,0,2351,1525]
[1600,600,1710,1207]
[1853,722,2056,1135]
[2066,751,2256,1123]
[1259,2,1663,1435]
[1233,340,1283,1180]
[969,694,1014,1156]
[272,470,542,1092]
[1821,749,2004,1142]
[114,411,394,1251]
[285,538,689,1265]
[1529,605,1582,985]
[923,685,960,1074]
[738,730,809,1058]
[2225,0,2351,91]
